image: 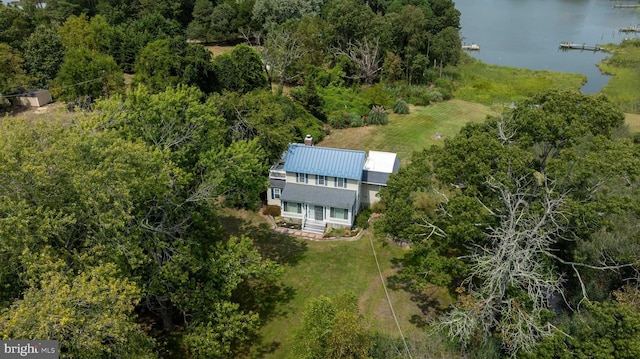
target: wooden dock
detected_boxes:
[462,44,480,51]
[559,42,602,51]
[619,25,640,32]
[613,4,640,8]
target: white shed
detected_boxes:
[15,89,53,107]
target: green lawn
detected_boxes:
[319,99,494,162]
[218,209,430,359]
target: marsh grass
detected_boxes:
[599,40,640,114]
[453,53,586,105]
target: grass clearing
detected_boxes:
[319,99,494,162]
[205,45,237,57]
[217,208,426,359]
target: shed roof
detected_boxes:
[283,144,366,180]
[363,151,400,174]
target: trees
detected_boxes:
[58,14,113,52]
[0,43,30,99]
[212,44,269,94]
[378,89,636,355]
[51,47,124,101]
[187,0,215,41]
[0,4,34,48]
[211,89,324,162]
[187,0,241,42]
[293,293,372,359]
[109,14,184,73]
[22,24,65,88]
[0,264,156,359]
[133,37,216,93]
[252,0,323,31]
[333,38,383,84]
[261,22,307,88]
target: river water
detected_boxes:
[455,0,640,93]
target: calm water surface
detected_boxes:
[455,0,640,93]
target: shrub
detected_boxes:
[367,105,388,125]
[355,208,372,229]
[329,112,359,129]
[392,99,410,114]
[427,89,444,102]
[263,205,281,217]
[350,115,363,127]
[319,86,370,117]
[325,227,347,238]
[361,83,392,108]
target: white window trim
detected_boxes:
[272,188,281,199]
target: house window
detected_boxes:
[271,188,281,199]
[284,201,302,213]
[296,173,308,183]
[335,177,347,188]
[330,207,349,220]
[316,175,327,186]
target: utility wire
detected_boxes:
[369,235,413,359]
[0,77,103,99]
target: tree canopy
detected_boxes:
[378,89,639,356]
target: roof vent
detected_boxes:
[304,134,313,146]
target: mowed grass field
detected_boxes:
[217,208,435,359]
[319,99,495,162]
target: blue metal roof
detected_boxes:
[283,144,366,180]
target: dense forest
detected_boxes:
[2,0,640,358]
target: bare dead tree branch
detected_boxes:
[332,38,383,84]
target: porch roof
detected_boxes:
[280,184,356,209]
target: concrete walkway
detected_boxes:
[273,226,325,240]
[263,213,364,241]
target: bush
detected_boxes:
[392,99,410,114]
[367,105,388,125]
[319,86,371,117]
[263,205,281,217]
[427,89,444,102]
[355,208,372,229]
[361,83,392,108]
[329,112,359,129]
[350,115,363,127]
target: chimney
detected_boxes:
[304,134,313,146]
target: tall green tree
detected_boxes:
[51,47,124,101]
[252,0,323,31]
[58,13,112,51]
[110,14,184,73]
[0,263,156,359]
[0,4,34,48]
[212,44,269,94]
[0,43,30,99]
[380,89,636,355]
[133,37,216,93]
[293,293,372,359]
[22,24,65,88]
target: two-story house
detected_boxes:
[268,135,399,233]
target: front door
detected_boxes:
[312,205,324,221]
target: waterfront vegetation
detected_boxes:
[600,39,640,114]
[452,53,586,105]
